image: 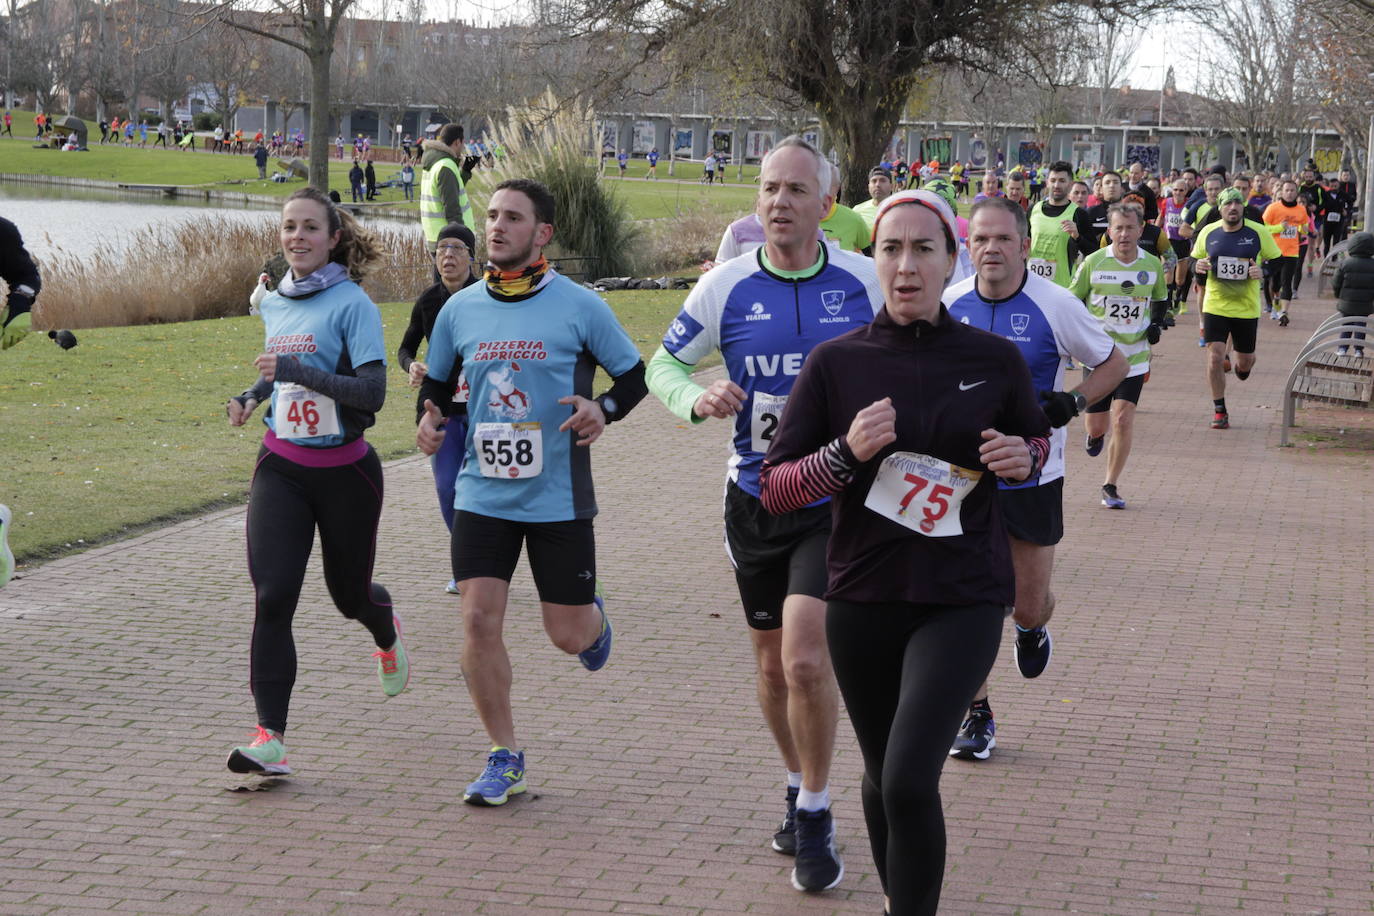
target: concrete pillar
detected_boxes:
[265,101,278,136]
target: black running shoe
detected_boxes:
[949,709,996,761]
[791,807,843,892]
[1085,433,1105,457]
[1014,625,1053,678]
[772,785,799,855]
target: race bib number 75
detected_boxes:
[864,452,983,537]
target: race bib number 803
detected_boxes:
[864,451,982,537]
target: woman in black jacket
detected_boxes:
[1331,231,1374,355]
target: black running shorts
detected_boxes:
[723,479,830,630]
[1202,313,1259,354]
[1085,374,1147,413]
[997,478,1064,547]
[451,510,597,606]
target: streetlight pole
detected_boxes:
[1364,112,1374,231]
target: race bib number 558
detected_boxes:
[473,422,542,478]
[865,452,982,537]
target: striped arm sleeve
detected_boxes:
[759,437,857,515]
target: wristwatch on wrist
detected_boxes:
[598,395,618,422]
[1069,389,1088,413]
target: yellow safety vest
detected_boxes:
[420,155,471,242]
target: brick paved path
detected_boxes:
[2,287,1371,914]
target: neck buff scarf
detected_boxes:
[278,260,348,298]
[484,255,552,300]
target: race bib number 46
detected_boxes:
[864,451,982,537]
[473,422,542,478]
[274,383,341,440]
[1028,258,1056,280]
[751,391,788,454]
[1216,256,1249,281]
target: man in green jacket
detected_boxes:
[420,123,477,255]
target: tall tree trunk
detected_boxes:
[308,36,331,191]
[827,87,902,206]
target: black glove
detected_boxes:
[1146,323,1162,345]
[1039,390,1079,428]
[462,155,481,171]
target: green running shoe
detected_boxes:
[373,612,409,697]
[227,726,292,775]
[0,504,13,588]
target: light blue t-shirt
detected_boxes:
[426,271,642,522]
[259,279,386,447]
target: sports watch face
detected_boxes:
[601,396,618,416]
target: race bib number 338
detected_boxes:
[864,451,982,537]
[473,422,543,478]
[1216,256,1249,280]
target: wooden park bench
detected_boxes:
[1280,313,1374,445]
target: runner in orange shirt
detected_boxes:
[1262,179,1306,327]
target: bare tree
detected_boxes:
[1199,0,1318,172]
[545,0,1176,203]
[1310,1,1374,184]
[207,0,362,190]
[196,22,262,133]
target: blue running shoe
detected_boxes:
[1101,484,1126,510]
[1085,434,1105,457]
[578,586,612,671]
[463,747,526,806]
[772,785,799,855]
[949,709,995,761]
[791,807,843,892]
[1014,625,1053,678]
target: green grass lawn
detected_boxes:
[2,105,762,221]
[0,290,694,564]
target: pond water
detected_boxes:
[0,181,418,261]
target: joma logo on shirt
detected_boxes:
[744,353,804,376]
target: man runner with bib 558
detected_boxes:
[647,135,882,893]
[416,178,649,806]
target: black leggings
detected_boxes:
[246,446,395,733]
[1294,244,1309,292]
[1271,256,1299,300]
[826,599,1004,916]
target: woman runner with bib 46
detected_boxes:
[759,190,1050,915]
[223,188,406,776]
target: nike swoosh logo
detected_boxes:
[958,380,987,391]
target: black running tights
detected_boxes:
[826,599,1004,916]
[246,447,395,733]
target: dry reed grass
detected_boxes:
[34,216,433,329]
[632,203,725,275]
